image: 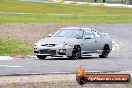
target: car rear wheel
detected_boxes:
[37,55,47,60]
[99,45,110,58]
[69,46,81,60]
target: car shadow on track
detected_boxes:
[40,56,100,60]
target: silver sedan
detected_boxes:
[34,27,112,60]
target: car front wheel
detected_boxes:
[99,45,110,58]
[69,46,81,60]
[37,55,47,60]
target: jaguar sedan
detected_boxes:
[34,27,112,60]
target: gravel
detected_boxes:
[0,73,131,88]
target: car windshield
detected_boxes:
[52,29,84,39]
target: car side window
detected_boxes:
[93,30,102,38]
[84,30,95,39]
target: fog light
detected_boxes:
[59,49,63,53]
[59,49,66,53]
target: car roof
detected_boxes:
[61,27,95,31]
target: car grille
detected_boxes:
[40,49,56,55]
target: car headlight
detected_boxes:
[63,42,71,47]
[34,43,41,46]
[57,42,71,47]
[57,44,63,47]
[65,44,71,47]
[56,44,69,47]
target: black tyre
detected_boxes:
[37,55,47,60]
[69,46,81,60]
[99,45,110,58]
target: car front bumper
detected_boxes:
[34,46,73,57]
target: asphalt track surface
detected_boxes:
[0,24,132,75]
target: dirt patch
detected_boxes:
[0,23,101,44]
[0,24,56,44]
[1,23,132,44]
[0,23,132,43]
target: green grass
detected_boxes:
[0,13,132,24]
[0,37,32,56]
[0,0,132,23]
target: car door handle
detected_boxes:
[95,41,97,42]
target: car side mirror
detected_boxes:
[85,35,91,39]
[48,34,52,37]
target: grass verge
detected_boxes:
[0,13,132,24]
[0,0,132,23]
[0,37,32,56]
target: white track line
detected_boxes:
[0,56,13,60]
[0,65,24,68]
